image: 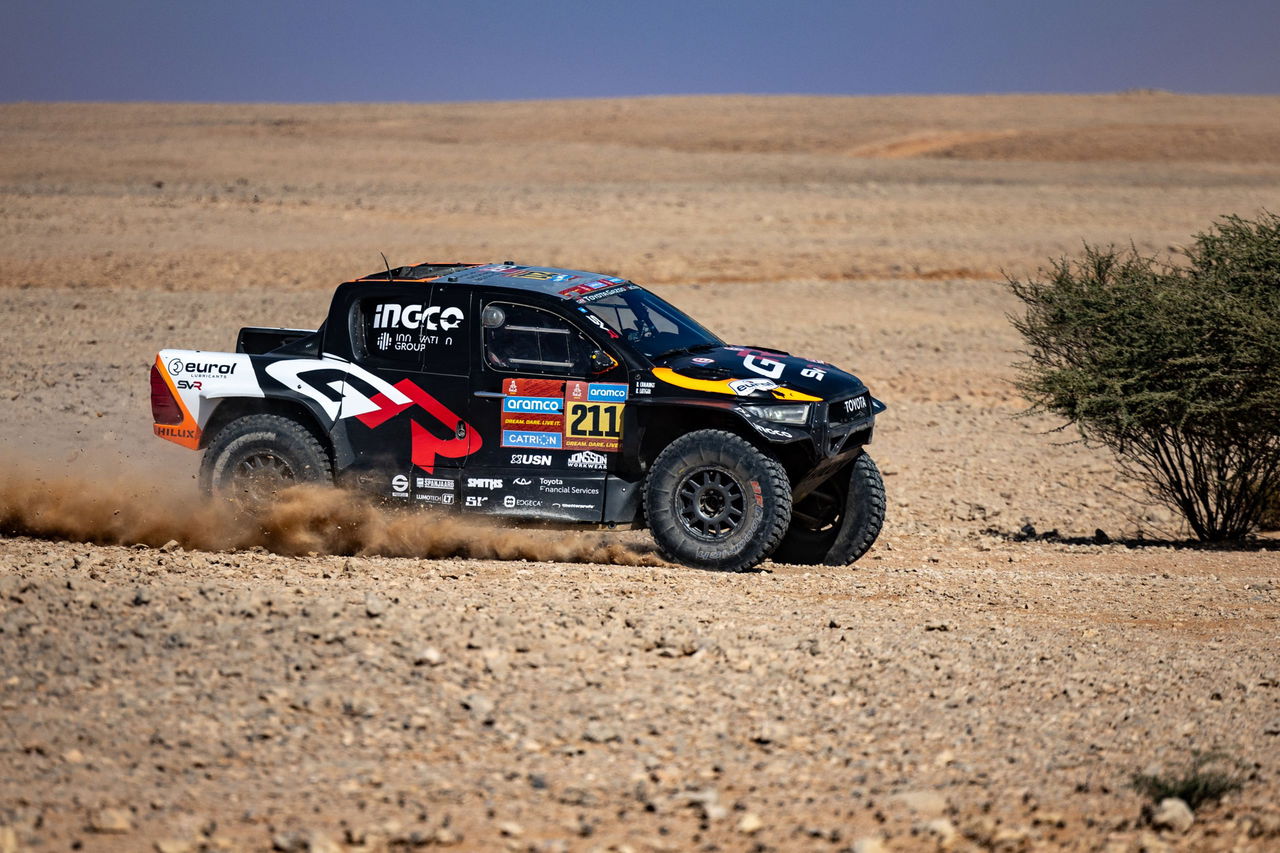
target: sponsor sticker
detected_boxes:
[374,331,443,354]
[391,474,410,497]
[466,478,503,490]
[502,495,542,509]
[465,495,487,507]
[691,357,714,365]
[586,383,627,403]
[498,378,625,454]
[575,284,634,303]
[416,476,453,490]
[567,450,607,470]
[729,378,778,396]
[504,270,578,283]
[372,303,464,332]
[503,396,564,414]
[742,354,785,379]
[505,377,564,398]
[503,431,563,449]
[168,361,237,379]
[538,479,602,497]
[500,413,563,432]
[557,277,623,298]
[579,311,619,338]
[509,454,552,466]
[502,379,566,440]
[752,423,794,440]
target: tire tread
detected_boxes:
[199,413,332,496]
[644,429,791,571]
[831,453,885,565]
[771,452,885,567]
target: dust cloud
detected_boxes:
[0,461,662,566]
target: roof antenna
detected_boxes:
[380,252,394,282]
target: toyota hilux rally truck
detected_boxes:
[150,262,886,571]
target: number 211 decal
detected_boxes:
[564,401,623,452]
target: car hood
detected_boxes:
[648,345,867,402]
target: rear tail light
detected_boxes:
[150,364,184,424]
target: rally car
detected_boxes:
[150,262,886,571]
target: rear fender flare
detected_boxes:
[197,394,334,464]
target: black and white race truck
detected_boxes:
[151,262,886,571]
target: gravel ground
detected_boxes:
[2,96,1280,851]
[1,533,1277,851]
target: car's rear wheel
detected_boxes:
[771,452,885,566]
[199,414,332,508]
[644,429,791,571]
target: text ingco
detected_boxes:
[373,303,464,331]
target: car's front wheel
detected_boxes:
[644,429,791,571]
[770,452,885,566]
[199,414,332,509]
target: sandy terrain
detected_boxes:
[0,94,1278,851]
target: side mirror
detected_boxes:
[588,349,618,375]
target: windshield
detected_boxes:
[578,285,722,360]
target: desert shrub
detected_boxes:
[1131,752,1245,809]
[1261,491,1280,531]
[1009,213,1280,541]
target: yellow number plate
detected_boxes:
[563,402,623,452]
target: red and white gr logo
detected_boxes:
[356,379,481,474]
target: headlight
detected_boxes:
[741,403,810,425]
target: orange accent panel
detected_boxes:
[152,355,202,450]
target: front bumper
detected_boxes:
[739,391,882,501]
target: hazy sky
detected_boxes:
[4,0,1278,101]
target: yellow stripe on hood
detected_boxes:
[651,368,820,402]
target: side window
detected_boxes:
[482,302,591,376]
[356,287,470,375]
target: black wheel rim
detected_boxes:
[231,452,296,503]
[676,466,746,541]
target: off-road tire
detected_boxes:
[771,452,885,566]
[199,414,332,508]
[644,429,791,571]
